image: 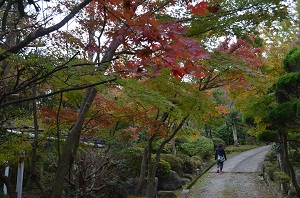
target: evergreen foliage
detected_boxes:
[283,46,300,72]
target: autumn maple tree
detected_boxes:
[0,0,293,197]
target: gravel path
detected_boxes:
[183,145,275,198]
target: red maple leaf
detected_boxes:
[172,68,187,79]
[207,4,221,13]
[188,1,208,16]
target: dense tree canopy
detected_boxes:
[0,0,298,197]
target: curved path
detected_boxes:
[183,145,275,198]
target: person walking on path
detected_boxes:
[215,143,227,174]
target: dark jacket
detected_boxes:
[215,146,227,161]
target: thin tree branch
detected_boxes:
[0,78,117,108]
[0,0,93,61]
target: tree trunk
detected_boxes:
[29,84,48,197]
[135,146,149,195]
[278,131,290,193]
[172,138,177,155]
[51,87,97,198]
[232,122,238,146]
[0,172,17,198]
[146,114,189,198]
[146,137,155,198]
[281,131,300,196]
[205,124,212,141]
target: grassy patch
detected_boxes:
[225,144,261,156]
[222,188,237,196]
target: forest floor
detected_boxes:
[181,145,276,198]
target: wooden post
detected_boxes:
[3,166,9,195]
[16,158,24,198]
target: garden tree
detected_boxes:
[112,70,214,197]
[186,0,289,47]
[111,35,265,194]
[202,88,229,139]
[41,69,213,196]
[191,36,265,146]
[229,4,299,129]
[1,1,218,196]
[49,1,215,196]
[0,51,117,197]
[51,17,268,196]
[1,1,202,196]
[0,0,114,196]
[226,11,300,192]
[264,46,300,196]
[0,0,292,197]
[210,5,298,143]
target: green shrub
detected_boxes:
[176,136,190,144]
[273,171,290,183]
[191,155,202,169]
[160,154,184,176]
[283,46,300,72]
[176,137,189,153]
[244,136,257,145]
[153,139,173,154]
[212,138,226,148]
[289,150,300,164]
[180,136,214,159]
[156,159,171,179]
[176,154,195,174]
[180,142,199,157]
[264,161,278,181]
[194,136,214,159]
[257,130,278,143]
[264,149,277,163]
[116,147,144,178]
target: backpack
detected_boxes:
[217,155,225,162]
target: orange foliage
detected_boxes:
[38,106,78,126]
[215,104,231,115]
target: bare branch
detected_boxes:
[0,78,117,108]
[0,0,93,61]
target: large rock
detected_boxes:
[157,191,177,198]
[158,170,182,191]
[121,177,158,198]
[296,169,300,184]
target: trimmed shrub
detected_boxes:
[264,161,278,181]
[264,148,277,162]
[160,154,184,176]
[257,130,278,143]
[116,147,144,178]
[175,136,190,145]
[274,171,290,184]
[191,155,202,169]
[153,139,173,154]
[176,136,190,154]
[180,142,199,157]
[244,136,257,145]
[156,159,171,179]
[180,136,214,159]
[283,46,300,72]
[212,138,226,148]
[176,154,195,174]
[194,136,214,159]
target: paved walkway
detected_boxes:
[180,145,275,198]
